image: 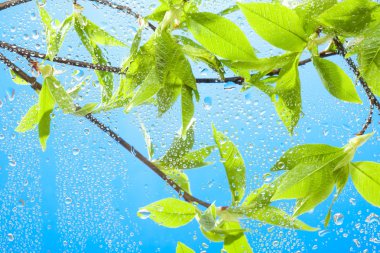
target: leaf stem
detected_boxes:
[0,52,212,209]
[357,99,375,136]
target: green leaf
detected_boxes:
[137,198,196,228]
[223,222,253,253]
[200,221,246,242]
[351,162,380,207]
[198,203,217,231]
[237,205,318,231]
[74,15,114,102]
[15,104,39,133]
[272,54,302,134]
[9,70,28,85]
[355,26,380,96]
[238,2,307,52]
[56,15,74,51]
[187,12,256,61]
[181,86,195,137]
[294,0,337,34]
[271,144,343,171]
[140,123,154,160]
[73,103,98,116]
[312,56,362,104]
[180,146,216,169]
[45,76,76,114]
[38,82,55,151]
[159,119,195,166]
[177,36,225,79]
[176,242,195,253]
[164,170,191,193]
[271,155,348,216]
[212,125,245,205]
[317,0,379,36]
[79,15,126,47]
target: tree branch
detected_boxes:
[0,0,31,11]
[357,99,375,136]
[0,40,338,85]
[0,52,211,209]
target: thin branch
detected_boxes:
[0,40,338,85]
[357,99,375,136]
[333,37,380,113]
[87,0,157,31]
[0,0,31,11]
[0,41,122,73]
[0,52,211,209]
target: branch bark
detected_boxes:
[0,0,31,11]
[0,52,211,209]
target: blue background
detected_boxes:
[0,0,379,252]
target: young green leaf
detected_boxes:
[176,242,195,253]
[238,2,307,52]
[355,26,380,96]
[38,82,55,151]
[164,170,191,193]
[73,103,98,116]
[45,76,77,114]
[198,203,217,231]
[140,123,154,160]
[157,120,195,167]
[9,70,28,85]
[137,198,196,228]
[177,35,225,79]
[187,12,256,61]
[79,15,126,47]
[237,205,318,231]
[273,54,302,134]
[15,104,39,133]
[350,162,380,207]
[74,15,114,102]
[312,56,362,104]
[181,86,195,137]
[294,0,337,35]
[317,0,379,36]
[212,125,245,206]
[271,144,343,171]
[223,222,253,253]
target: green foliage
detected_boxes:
[312,56,362,103]
[212,125,246,205]
[187,12,256,61]
[137,198,196,228]
[271,133,373,216]
[176,242,195,253]
[350,162,380,206]
[10,1,380,252]
[238,2,307,52]
[317,0,379,36]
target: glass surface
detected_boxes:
[0,0,379,252]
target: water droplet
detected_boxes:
[72,147,80,156]
[7,233,14,242]
[137,209,151,219]
[65,197,72,205]
[333,213,344,225]
[203,97,212,110]
[365,213,380,225]
[318,230,330,237]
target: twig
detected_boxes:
[357,99,375,136]
[333,37,380,113]
[0,40,338,85]
[0,41,122,73]
[0,52,211,208]
[0,0,31,11]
